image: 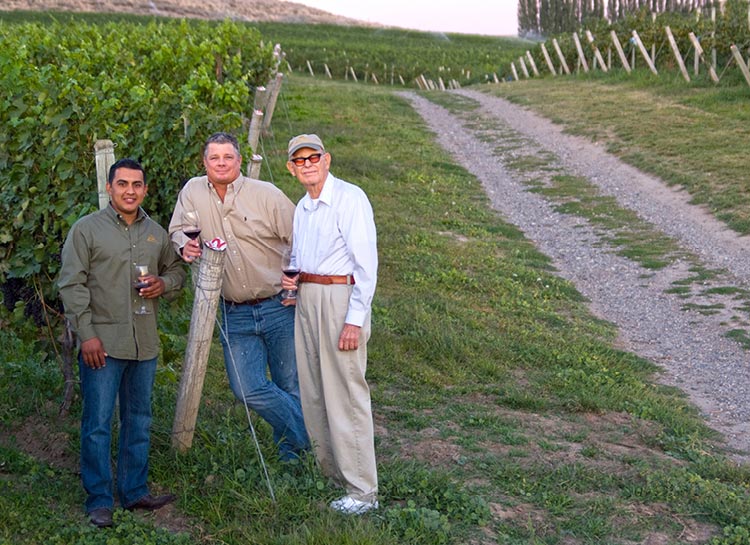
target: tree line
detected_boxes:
[518,0,741,38]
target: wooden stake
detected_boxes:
[665,26,690,82]
[306,60,314,77]
[688,32,720,83]
[94,140,115,211]
[249,154,263,179]
[540,43,557,76]
[573,32,589,72]
[518,56,530,78]
[246,109,263,162]
[262,73,284,135]
[631,30,658,75]
[730,44,750,87]
[171,246,226,452]
[510,62,519,81]
[552,38,571,75]
[585,30,608,72]
[525,51,540,76]
[610,30,631,73]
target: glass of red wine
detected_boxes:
[133,264,151,315]
[182,210,201,242]
[182,210,201,261]
[280,247,299,302]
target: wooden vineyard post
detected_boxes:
[94,140,115,210]
[349,66,358,82]
[253,86,267,112]
[525,51,540,76]
[518,56,530,78]
[262,73,284,135]
[688,32,720,83]
[171,246,226,452]
[730,45,750,87]
[510,62,519,81]
[610,31,631,73]
[249,154,263,179]
[540,43,556,76]
[246,109,263,157]
[631,30,658,75]
[306,60,314,77]
[552,38,571,75]
[572,32,589,73]
[585,30,608,72]
[324,64,332,79]
[665,26,691,82]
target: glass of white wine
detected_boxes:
[133,264,151,315]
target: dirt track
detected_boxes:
[404,89,750,462]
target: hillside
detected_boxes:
[0,0,371,26]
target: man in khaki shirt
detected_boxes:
[169,132,309,461]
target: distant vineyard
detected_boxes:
[0,17,274,318]
[519,3,750,84]
[254,22,532,86]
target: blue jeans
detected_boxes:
[79,354,156,512]
[220,294,309,460]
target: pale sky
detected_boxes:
[291,0,519,37]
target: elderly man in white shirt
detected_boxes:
[282,134,379,515]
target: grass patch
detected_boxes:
[2,74,750,544]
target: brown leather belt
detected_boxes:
[299,273,355,285]
[223,292,279,306]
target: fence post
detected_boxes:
[249,154,264,179]
[525,51,540,76]
[94,140,115,210]
[171,246,226,452]
[631,30,658,75]
[730,45,750,87]
[572,32,589,72]
[610,30,631,73]
[306,60,315,77]
[262,72,284,136]
[665,26,691,82]
[540,43,557,76]
[510,62,519,81]
[518,56,530,78]
[688,32,719,83]
[246,109,264,171]
[585,30,608,72]
[253,86,268,112]
[552,38,571,75]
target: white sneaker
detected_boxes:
[329,495,379,515]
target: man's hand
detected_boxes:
[181,239,202,262]
[81,337,107,369]
[338,323,361,351]
[138,275,165,298]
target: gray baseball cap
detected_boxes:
[288,134,325,159]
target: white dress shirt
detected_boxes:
[292,173,378,327]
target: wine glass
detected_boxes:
[182,210,201,242]
[133,264,151,315]
[280,247,299,302]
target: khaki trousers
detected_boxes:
[295,282,378,502]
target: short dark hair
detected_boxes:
[203,132,241,159]
[108,158,146,185]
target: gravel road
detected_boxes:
[402,89,750,461]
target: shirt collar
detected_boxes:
[302,173,335,211]
[105,203,147,225]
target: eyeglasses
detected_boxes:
[290,153,322,167]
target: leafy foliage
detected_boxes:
[0,18,275,319]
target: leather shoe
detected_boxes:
[126,493,176,511]
[88,507,113,528]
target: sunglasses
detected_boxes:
[290,153,323,167]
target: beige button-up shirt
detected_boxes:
[169,175,295,303]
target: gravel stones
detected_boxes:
[403,89,750,461]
